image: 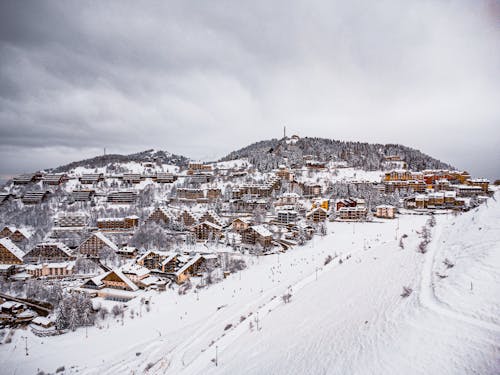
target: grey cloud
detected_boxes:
[0,0,499,179]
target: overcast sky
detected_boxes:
[0,0,499,180]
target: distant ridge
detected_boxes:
[51,149,189,172]
[220,137,454,172]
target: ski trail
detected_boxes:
[419,224,500,334]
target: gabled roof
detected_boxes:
[250,225,272,238]
[0,238,24,262]
[175,254,203,277]
[92,232,119,252]
[102,269,139,291]
[193,221,222,231]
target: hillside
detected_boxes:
[51,149,189,173]
[220,137,454,172]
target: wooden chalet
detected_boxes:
[155,172,176,183]
[25,262,75,278]
[101,270,139,291]
[97,216,139,231]
[179,210,198,227]
[192,221,222,241]
[22,191,49,204]
[9,228,31,243]
[277,210,298,224]
[122,174,143,184]
[242,225,273,247]
[23,242,74,263]
[206,188,222,200]
[231,217,252,233]
[146,207,172,226]
[306,207,328,222]
[78,232,119,257]
[107,191,137,204]
[0,238,24,265]
[79,173,104,184]
[177,188,204,201]
[137,250,171,270]
[116,246,138,258]
[174,254,207,284]
[72,189,95,202]
[0,226,15,239]
[199,210,224,227]
[13,174,36,185]
[42,174,68,186]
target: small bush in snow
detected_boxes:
[399,238,404,249]
[282,293,292,304]
[401,286,413,298]
[56,366,65,373]
[224,323,233,331]
[443,258,455,268]
[324,255,333,265]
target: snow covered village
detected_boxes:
[0,134,499,374]
[1,1,500,374]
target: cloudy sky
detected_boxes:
[0,0,499,180]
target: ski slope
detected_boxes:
[1,193,499,374]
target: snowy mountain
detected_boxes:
[220,137,454,172]
[51,149,190,173]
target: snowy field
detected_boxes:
[1,194,499,374]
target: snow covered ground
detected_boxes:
[1,193,499,374]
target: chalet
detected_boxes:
[137,250,171,270]
[188,173,213,184]
[116,246,138,258]
[9,228,31,243]
[146,207,172,226]
[375,205,396,219]
[107,191,137,204]
[337,207,368,221]
[302,182,323,197]
[22,191,49,204]
[305,160,326,169]
[160,253,183,273]
[79,173,104,184]
[0,226,15,238]
[120,264,150,284]
[101,270,138,291]
[31,316,55,329]
[231,217,252,233]
[23,242,73,263]
[179,210,198,227]
[78,232,119,257]
[199,210,225,227]
[13,174,36,185]
[177,188,204,201]
[174,254,206,284]
[242,225,273,248]
[306,207,328,222]
[0,264,16,278]
[188,162,212,172]
[97,216,139,231]
[72,189,95,202]
[42,174,67,186]
[122,174,142,184]
[206,188,222,200]
[335,198,365,212]
[56,212,88,227]
[467,178,490,193]
[0,238,24,265]
[155,172,176,183]
[453,184,483,197]
[25,262,75,278]
[191,221,222,241]
[277,210,298,224]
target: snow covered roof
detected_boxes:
[0,238,24,261]
[93,232,119,251]
[103,269,139,291]
[120,264,150,277]
[250,225,272,237]
[175,254,203,277]
[193,221,222,230]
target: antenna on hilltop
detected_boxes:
[284,125,286,139]
[104,148,106,156]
